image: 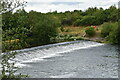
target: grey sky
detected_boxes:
[24,0,119,13]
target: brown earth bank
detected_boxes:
[58,25,106,43]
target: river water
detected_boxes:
[1,40,119,78]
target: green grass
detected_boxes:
[58,25,102,38]
[57,25,107,43]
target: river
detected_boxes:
[1,40,119,78]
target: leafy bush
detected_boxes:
[2,27,30,51]
[73,16,96,26]
[85,27,96,37]
[73,19,81,26]
[108,21,119,44]
[81,16,95,26]
[61,18,73,26]
[101,23,114,38]
[28,15,58,46]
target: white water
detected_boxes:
[0,40,105,69]
[11,40,104,68]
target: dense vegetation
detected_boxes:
[2,5,120,52]
[1,0,120,79]
[2,10,59,51]
[1,0,29,79]
[101,21,120,44]
[85,27,96,37]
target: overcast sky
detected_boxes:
[24,0,119,13]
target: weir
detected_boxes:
[13,40,104,67]
[0,40,118,78]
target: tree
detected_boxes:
[78,16,96,26]
[1,0,27,79]
[26,12,58,46]
[109,20,120,44]
[61,18,73,26]
[101,23,113,38]
[107,5,118,22]
[0,0,26,13]
[85,7,98,16]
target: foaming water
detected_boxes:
[13,40,104,68]
[1,40,104,68]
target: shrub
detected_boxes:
[81,16,96,26]
[29,15,58,46]
[61,18,73,26]
[73,19,81,26]
[73,16,96,26]
[2,27,30,51]
[108,21,119,44]
[85,27,96,37]
[101,23,114,38]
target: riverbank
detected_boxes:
[57,26,107,43]
[2,25,107,52]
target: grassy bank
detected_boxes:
[57,25,106,43]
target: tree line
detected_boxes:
[2,5,120,51]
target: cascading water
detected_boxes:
[0,40,118,78]
[13,40,104,67]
